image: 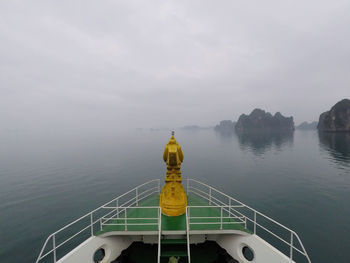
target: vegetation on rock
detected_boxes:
[318,99,350,132]
[235,109,294,132]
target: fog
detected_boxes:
[1,0,350,133]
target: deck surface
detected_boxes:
[97,193,249,235]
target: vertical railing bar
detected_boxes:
[125,207,127,231]
[229,198,231,219]
[90,212,93,236]
[116,199,119,218]
[100,218,103,231]
[157,207,161,263]
[53,234,56,263]
[136,187,139,206]
[254,211,256,234]
[209,188,212,205]
[220,207,223,230]
[290,232,293,260]
[186,207,191,263]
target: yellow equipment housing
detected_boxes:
[159,133,187,216]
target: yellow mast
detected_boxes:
[159,131,187,216]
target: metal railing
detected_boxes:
[186,179,311,263]
[36,178,311,263]
[35,179,160,263]
[187,205,246,230]
[100,206,160,231]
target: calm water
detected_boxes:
[0,129,350,263]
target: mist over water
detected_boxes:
[0,129,350,263]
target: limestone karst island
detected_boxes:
[318,99,350,132]
[214,99,350,135]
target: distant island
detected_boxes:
[318,99,350,132]
[296,121,318,130]
[180,125,213,130]
[209,99,350,134]
[214,120,236,134]
[235,109,294,132]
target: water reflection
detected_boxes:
[214,129,236,141]
[318,132,350,164]
[236,131,294,155]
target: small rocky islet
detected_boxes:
[214,120,236,133]
[296,121,318,130]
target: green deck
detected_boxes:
[97,193,249,235]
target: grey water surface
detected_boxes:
[0,129,349,263]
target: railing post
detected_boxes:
[125,208,127,231]
[158,207,162,263]
[253,211,256,234]
[158,180,160,193]
[186,179,189,194]
[209,188,212,205]
[290,232,293,260]
[90,213,93,236]
[53,234,56,263]
[100,218,103,231]
[116,199,119,218]
[220,207,223,230]
[229,198,231,217]
[185,207,191,263]
[159,207,161,230]
[136,188,139,206]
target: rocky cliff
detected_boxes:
[318,99,350,132]
[235,109,294,132]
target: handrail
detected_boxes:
[187,179,311,263]
[36,179,160,263]
[101,206,159,228]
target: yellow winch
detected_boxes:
[159,131,187,216]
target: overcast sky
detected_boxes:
[1,0,349,131]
